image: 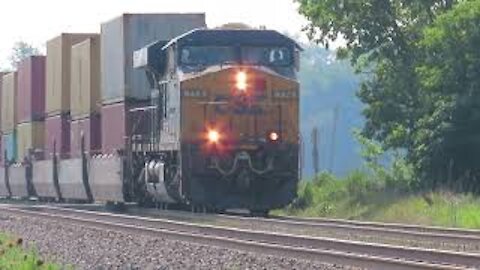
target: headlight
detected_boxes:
[269,131,280,142]
[207,129,221,143]
[236,71,248,92]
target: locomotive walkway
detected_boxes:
[0,204,477,270]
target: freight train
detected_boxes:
[0,14,301,216]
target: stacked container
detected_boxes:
[0,72,5,165]
[1,72,18,163]
[101,13,206,153]
[16,56,46,161]
[70,35,102,157]
[45,33,97,159]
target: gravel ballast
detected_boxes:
[0,213,358,270]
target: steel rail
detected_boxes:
[272,215,480,237]
[109,206,480,245]
[3,205,478,269]
[207,213,480,246]
[3,201,478,246]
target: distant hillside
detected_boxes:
[299,44,363,178]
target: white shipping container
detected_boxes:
[46,33,98,116]
[1,72,17,133]
[71,36,101,118]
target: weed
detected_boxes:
[0,233,63,270]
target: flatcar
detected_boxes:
[0,28,301,216]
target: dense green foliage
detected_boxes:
[415,1,480,191]
[0,234,60,270]
[296,0,480,191]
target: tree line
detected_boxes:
[296,0,480,192]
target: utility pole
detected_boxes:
[329,105,339,174]
[311,127,319,181]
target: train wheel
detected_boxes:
[190,204,207,213]
[215,209,226,214]
[105,201,126,213]
[249,209,269,217]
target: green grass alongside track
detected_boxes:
[277,172,480,229]
[0,233,61,270]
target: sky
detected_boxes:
[0,0,309,69]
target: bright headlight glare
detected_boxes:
[269,132,279,141]
[208,130,220,143]
[236,71,248,92]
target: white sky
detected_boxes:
[0,0,309,69]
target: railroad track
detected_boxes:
[3,200,479,243]
[106,206,480,249]
[2,200,478,250]
[273,215,480,238]
[217,214,480,246]
[0,204,477,270]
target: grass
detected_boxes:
[276,171,480,229]
[371,193,480,228]
[0,233,62,270]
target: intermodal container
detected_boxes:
[0,72,4,165]
[17,56,46,123]
[101,13,206,103]
[17,121,45,161]
[45,114,70,159]
[0,72,5,129]
[1,72,17,133]
[0,72,5,166]
[2,131,17,163]
[70,114,101,157]
[46,33,98,116]
[101,101,149,153]
[71,36,101,119]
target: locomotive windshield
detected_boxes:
[180,46,292,67]
[241,47,292,66]
[181,46,237,66]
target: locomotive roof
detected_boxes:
[162,28,302,50]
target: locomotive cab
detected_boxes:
[135,29,301,214]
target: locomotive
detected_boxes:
[0,27,301,216]
[132,29,302,215]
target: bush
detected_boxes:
[289,172,342,213]
[293,181,315,209]
[345,170,380,202]
[384,157,418,193]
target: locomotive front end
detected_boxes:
[177,30,301,213]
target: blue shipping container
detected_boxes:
[2,131,17,162]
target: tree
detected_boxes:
[295,0,480,191]
[296,0,457,150]
[414,0,480,191]
[9,41,40,68]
